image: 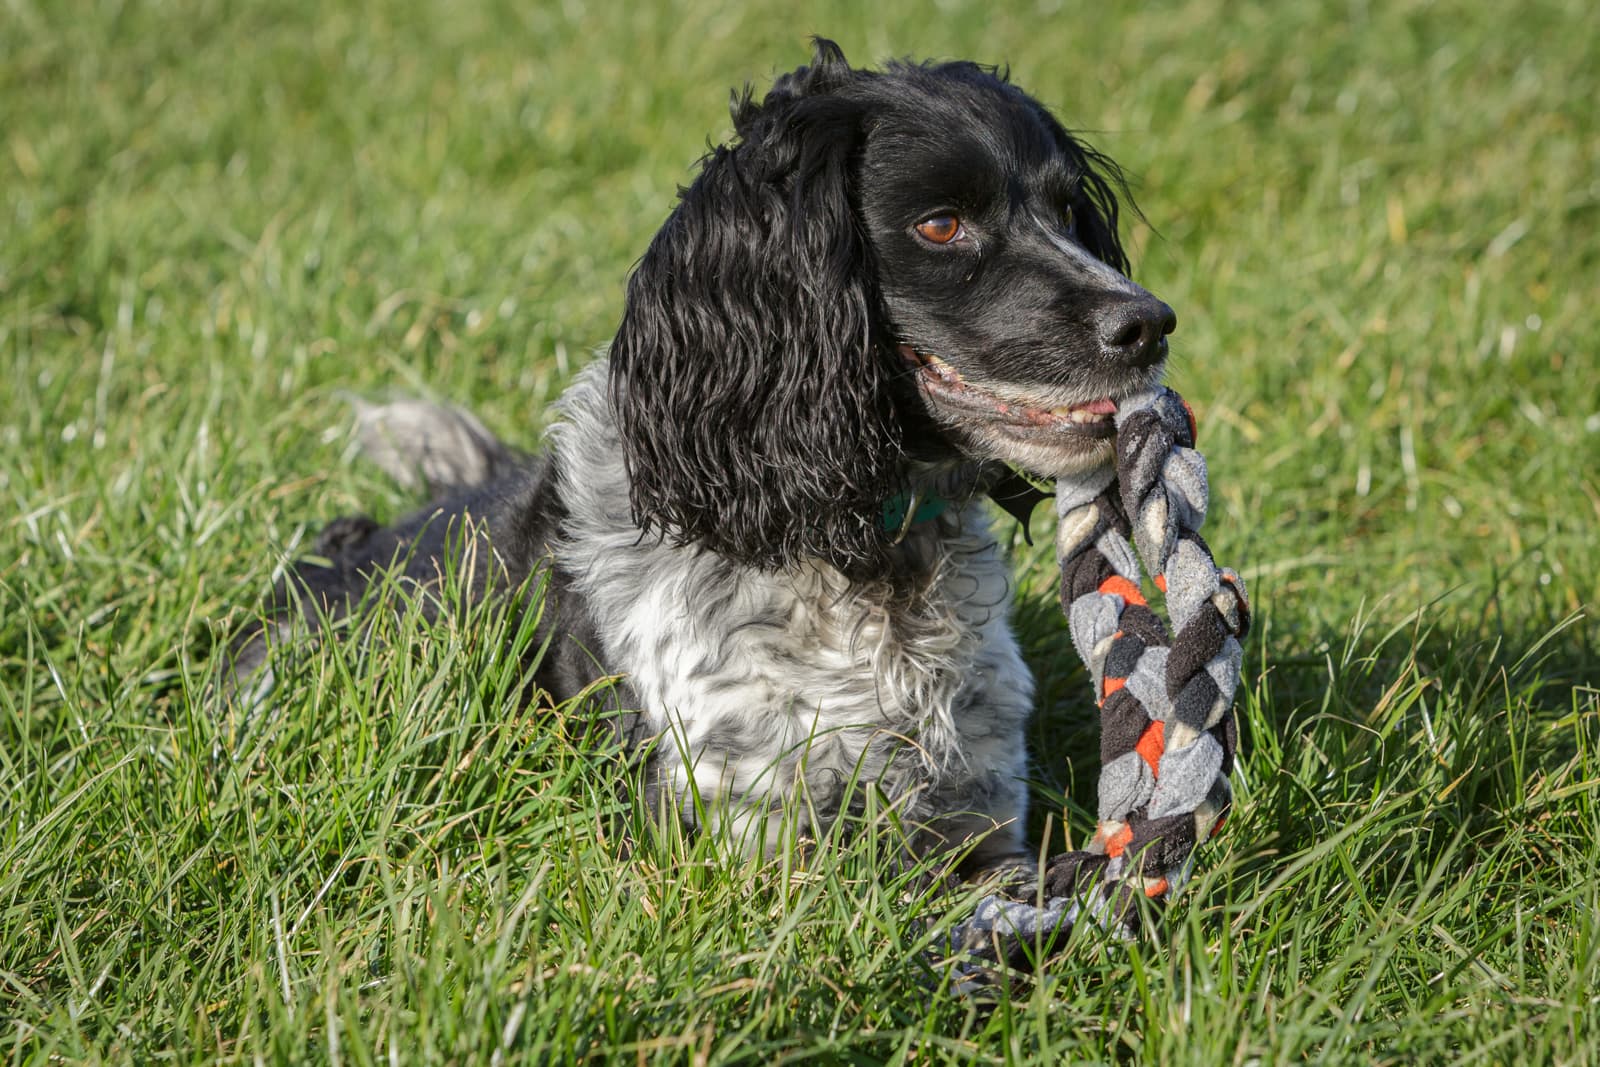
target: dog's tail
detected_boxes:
[347,396,529,496]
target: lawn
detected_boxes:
[3,0,1598,1061]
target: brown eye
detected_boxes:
[915,215,964,244]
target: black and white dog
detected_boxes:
[230,39,1176,879]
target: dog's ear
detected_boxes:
[609,41,904,579]
[736,37,855,127]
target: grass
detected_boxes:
[2,0,1597,1061]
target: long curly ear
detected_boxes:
[610,39,904,579]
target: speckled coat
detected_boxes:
[229,361,1039,869]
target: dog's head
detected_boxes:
[610,39,1172,577]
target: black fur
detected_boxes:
[610,42,904,581]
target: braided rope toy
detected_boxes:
[952,386,1251,962]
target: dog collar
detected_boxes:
[880,469,1055,544]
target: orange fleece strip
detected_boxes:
[1135,720,1166,773]
[1098,575,1146,606]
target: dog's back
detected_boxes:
[222,399,621,722]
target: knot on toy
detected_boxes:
[950,386,1250,959]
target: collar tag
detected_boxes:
[881,492,949,542]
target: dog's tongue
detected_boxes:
[1078,398,1117,416]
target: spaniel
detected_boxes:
[229,39,1177,887]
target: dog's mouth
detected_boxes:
[898,344,1118,441]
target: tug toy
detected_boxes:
[954,386,1251,959]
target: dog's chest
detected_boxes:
[549,371,1033,848]
[567,508,1033,839]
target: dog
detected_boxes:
[228,39,1177,883]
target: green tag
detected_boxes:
[880,492,948,532]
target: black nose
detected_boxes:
[1096,295,1177,367]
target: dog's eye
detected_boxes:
[1061,204,1075,232]
[914,215,965,245]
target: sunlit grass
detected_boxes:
[2,0,1597,1061]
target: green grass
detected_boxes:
[3,0,1598,1061]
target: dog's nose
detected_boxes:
[1097,295,1177,367]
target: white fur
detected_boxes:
[551,363,1035,860]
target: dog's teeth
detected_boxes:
[919,354,964,384]
[1050,406,1111,424]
